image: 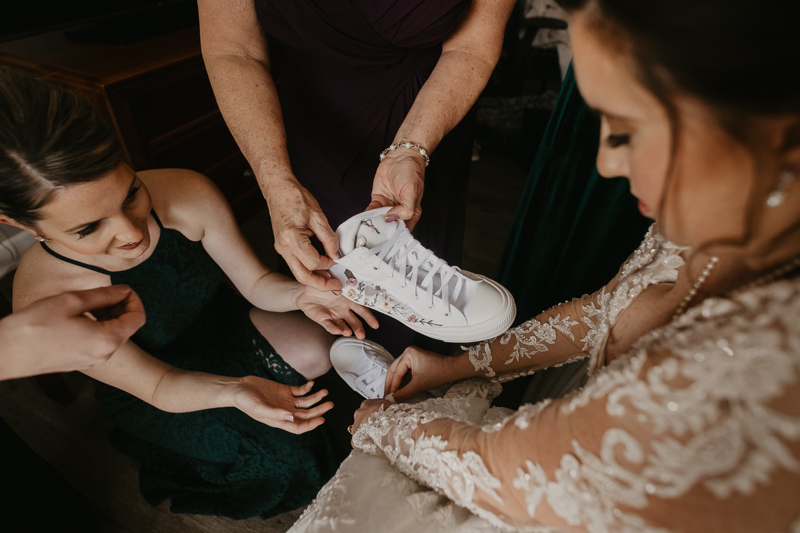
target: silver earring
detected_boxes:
[35,236,45,242]
[766,169,796,207]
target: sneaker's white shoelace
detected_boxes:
[345,351,386,398]
[364,224,464,315]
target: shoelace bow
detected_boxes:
[364,224,464,316]
[345,351,386,397]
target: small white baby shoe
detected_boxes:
[330,337,394,399]
[330,207,516,343]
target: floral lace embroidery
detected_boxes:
[586,227,686,372]
[509,278,800,531]
[355,226,800,533]
[500,314,580,364]
[465,340,497,378]
[465,310,588,381]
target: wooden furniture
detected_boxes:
[0,26,262,222]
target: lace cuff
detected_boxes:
[352,381,520,529]
[463,290,609,383]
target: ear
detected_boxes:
[778,119,800,176]
[0,214,37,237]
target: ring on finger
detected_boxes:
[295,401,300,409]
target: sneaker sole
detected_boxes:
[330,338,395,399]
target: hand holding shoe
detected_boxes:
[367,149,425,231]
[384,346,454,402]
[266,176,342,292]
[296,286,379,339]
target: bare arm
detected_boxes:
[0,285,145,380]
[11,254,331,434]
[198,0,340,291]
[368,0,516,227]
[150,169,377,337]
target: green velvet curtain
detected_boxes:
[497,66,651,323]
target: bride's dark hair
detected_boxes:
[559,0,800,274]
[556,0,800,120]
[0,68,125,227]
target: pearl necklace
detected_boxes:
[672,256,719,321]
[730,254,800,296]
[672,254,800,322]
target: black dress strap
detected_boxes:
[38,209,162,276]
[151,209,165,229]
[39,242,115,275]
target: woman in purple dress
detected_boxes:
[199,0,515,351]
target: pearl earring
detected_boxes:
[35,236,45,242]
[766,169,796,207]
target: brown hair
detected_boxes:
[559,0,800,272]
[0,68,125,227]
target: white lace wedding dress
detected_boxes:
[290,228,800,533]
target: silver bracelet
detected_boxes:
[379,142,430,167]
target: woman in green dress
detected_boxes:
[0,68,376,519]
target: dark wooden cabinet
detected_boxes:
[0,27,262,222]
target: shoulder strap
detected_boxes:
[39,242,114,276]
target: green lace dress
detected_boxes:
[41,212,342,519]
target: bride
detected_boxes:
[292,0,800,531]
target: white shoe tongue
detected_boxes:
[337,207,397,255]
[345,348,375,377]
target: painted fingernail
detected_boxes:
[284,414,295,422]
[385,393,396,403]
[336,249,344,259]
[385,214,399,222]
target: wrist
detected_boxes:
[291,282,310,310]
[216,375,246,410]
[257,169,299,200]
[380,141,430,167]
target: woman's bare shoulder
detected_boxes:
[13,244,108,310]
[138,168,231,241]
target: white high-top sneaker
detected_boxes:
[330,337,394,399]
[330,207,516,343]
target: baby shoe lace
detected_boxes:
[364,223,464,316]
[345,351,386,398]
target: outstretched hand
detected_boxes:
[297,286,379,339]
[234,378,332,434]
[383,346,453,402]
[267,177,342,292]
[367,149,425,231]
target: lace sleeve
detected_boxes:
[464,282,614,383]
[354,285,800,532]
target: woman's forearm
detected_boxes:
[149,367,242,413]
[392,0,514,153]
[243,271,306,313]
[203,54,296,194]
[393,48,497,152]
[445,290,607,384]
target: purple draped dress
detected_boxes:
[255,0,475,352]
